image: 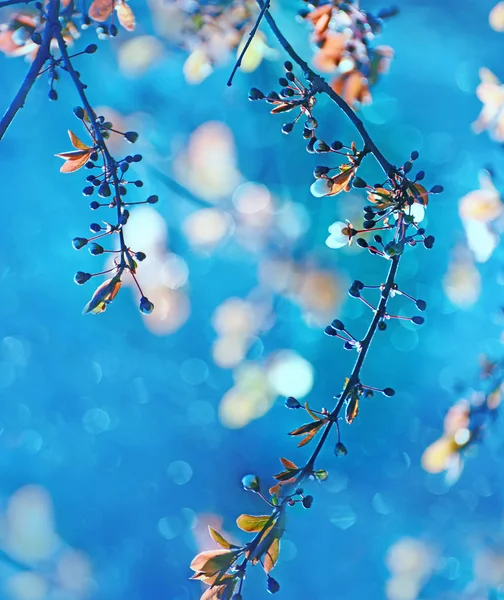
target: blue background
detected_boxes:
[1,0,504,599]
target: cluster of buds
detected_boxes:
[57,107,157,314]
[249,61,318,134]
[299,0,397,107]
[325,281,426,345]
[312,149,442,257]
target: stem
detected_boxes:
[227,0,270,86]
[256,0,393,176]
[300,256,399,475]
[0,0,60,140]
[54,26,128,265]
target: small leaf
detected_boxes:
[271,102,294,114]
[280,457,298,470]
[115,0,136,31]
[263,537,280,574]
[88,0,114,22]
[190,549,237,575]
[328,166,356,196]
[297,429,320,447]
[56,149,92,173]
[236,514,272,533]
[304,402,321,421]
[289,420,323,437]
[407,182,429,206]
[68,130,91,151]
[82,275,121,315]
[346,395,359,424]
[273,469,300,482]
[208,527,236,550]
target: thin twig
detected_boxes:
[256,0,393,176]
[227,0,270,86]
[54,25,129,267]
[0,0,60,140]
[208,0,405,587]
[0,0,35,7]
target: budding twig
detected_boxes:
[0,0,60,141]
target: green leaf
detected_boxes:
[236,514,272,533]
[208,527,236,550]
[304,402,321,421]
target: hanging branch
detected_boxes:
[0,0,58,140]
[190,2,442,599]
[0,0,154,314]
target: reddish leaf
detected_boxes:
[116,0,136,31]
[56,150,92,173]
[89,0,114,22]
[280,457,298,470]
[328,166,356,196]
[407,182,429,206]
[271,102,294,114]
[297,429,319,447]
[289,420,323,437]
[273,469,300,482]
[68,130,91,151]
[263,537,280,574]
[346,395,359,424]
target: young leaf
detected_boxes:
[273,469,300,481]
[271,102,294,114]
[190,549,237,575]
[116,0,136,31]
[289,420,323,437]
[328,165,356,196]
[346,395,359,424]
[407,182,429,206]
[88,0,114,22]
[82,275,122,315]
[208,527,236,550]
[236,514,272,533]
[68,130,91,151]
[55,149,92,173]
[280,457,298,470]
[297,427,321,447]
[263,537,280,574]
[304,402,321,421]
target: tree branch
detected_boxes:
[257,0,394,175]
[0,0,60,141]
[227,0,270,86]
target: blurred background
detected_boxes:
[1,0,504,598]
